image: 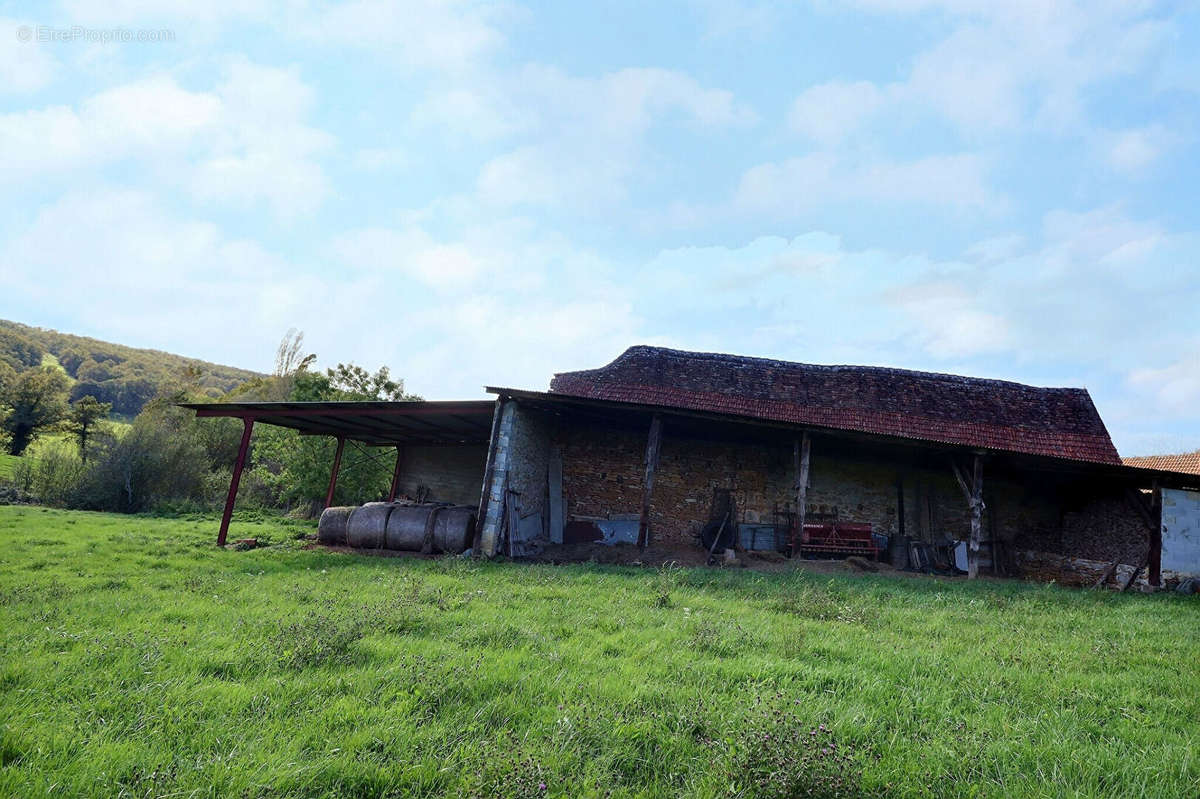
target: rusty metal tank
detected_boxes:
[432,506,475,553]
[345,503,392,549]
[384,504,475,553]
[317,506,354,545]
[384,505,433,551]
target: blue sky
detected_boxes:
[1,0,1197,455]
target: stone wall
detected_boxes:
[507,404,552,520]
[394,444,488,507]
[1060,493,1150,563]
[553,415,1148,566]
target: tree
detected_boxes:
[249,364,419,512]
[1,366,69,455]
[274,328,316,378]
[326,363,418,401]
[68,395,112,463]
[0,329,42,371]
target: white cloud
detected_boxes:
[472,66,755,210]
[890,281,1012,358]
[1129,350,1200,417]
[735,152,999,213]
[59,0,273,27]
[1104,126,1173,174]
[784,2,1170,141]
[0,61,331,218]
[964,234,1025,263]
[788,80,885,143]
[353,147,409,170]
[0,189,304,364]
[289,0,507,74]
[0,18,58,93]
[410,88,526,141]
[329,227,484,288]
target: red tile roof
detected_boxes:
[550,346,1122,465]
[1123,451,1200,475]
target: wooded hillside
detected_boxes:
[0,319,263,417]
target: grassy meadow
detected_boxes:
[0,506,1197,798]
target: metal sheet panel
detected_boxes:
[1161,488,1200,576]
[738,523,779,551]
[595,520,639,545]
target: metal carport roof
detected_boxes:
[180,400,496,446]
[181,400,497,545]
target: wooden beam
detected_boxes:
[637,414,663,548]
[949,456,971,504]
[968,454,984,580]
[1125,487,1162,588]
[548,446,564,545]
[794,433,811,553]
[1121,559,1146,592]
[1148,487,1162,588]
[217,417,254,546]
[324,435,345,509]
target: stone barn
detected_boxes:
[188,346,1200,587]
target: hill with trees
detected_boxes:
[0,319,263,418]
[2,326,420,517]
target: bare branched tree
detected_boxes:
[274,329,316,378]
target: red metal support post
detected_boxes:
[325,436,346,509]
[217,417,254,546]
[387,445,404,502]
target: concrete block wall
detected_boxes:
[394,444,488,507]
[478,400,554,554]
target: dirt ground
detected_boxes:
[305,538,974,582]
[528,540,947,579]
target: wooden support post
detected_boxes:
[1149,484,1162,587]
[324,435,345,510]
[548,446,564,545]
[949,455,985,579]
[637,414,663,549]
[1125,486,1162,588]
[387,445,404,502]
[968,454,983,580]
[793,433,811,553]
[217,417,254,546]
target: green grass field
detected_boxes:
[0,507,1197,798]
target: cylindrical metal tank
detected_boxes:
[382,504,475,553]
[433,506,475,554]
[385,505,434,551]
[346,503,392,549]
[317,506,354,545]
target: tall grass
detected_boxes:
[0,506,1196,798]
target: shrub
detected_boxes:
[11,441,85,507]
[71,404,207,512]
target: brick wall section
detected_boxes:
[395,444,488,507]
[554,416,1145,563]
